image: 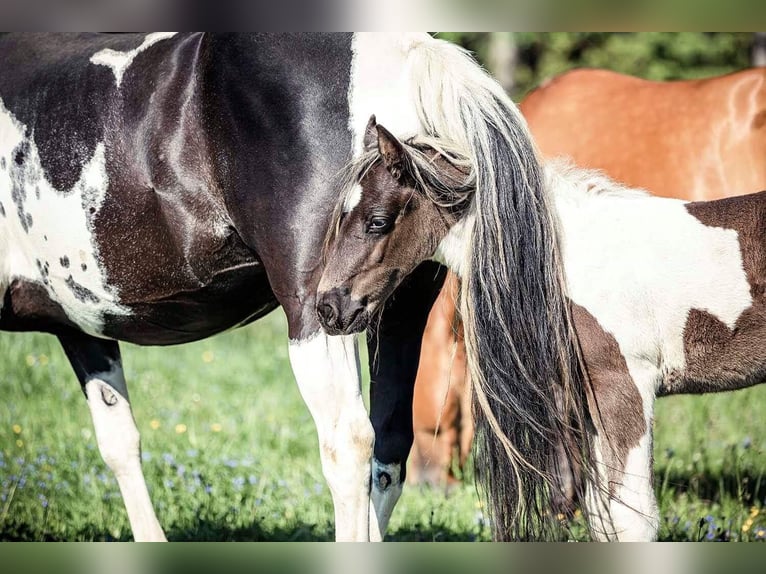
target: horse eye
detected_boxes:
[366,216,392,235]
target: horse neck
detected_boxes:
[433,212,474,277]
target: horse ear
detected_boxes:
[363,114,377,149]
[376,124,405,181]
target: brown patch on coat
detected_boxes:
[571,303,646,492]
[662,193,766,394]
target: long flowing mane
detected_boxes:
[404,38,596,540]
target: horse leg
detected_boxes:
[368,262,447,539]
[58,332,166,542]
[585,384,659,542]
[288,331,372,541]
[410,270,467,487]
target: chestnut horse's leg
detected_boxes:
[368,261,446,539]
[58,332,166,542]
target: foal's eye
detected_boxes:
[366,216,392,235]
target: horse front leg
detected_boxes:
[288,331,373,542]
[368,262,447,540]
[58,332,166,542]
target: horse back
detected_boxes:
[521,68,766,201]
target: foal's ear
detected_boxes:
[376,124,406,182]
[363,114,377,149]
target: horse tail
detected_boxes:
[407,36,595,540]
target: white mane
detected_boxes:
[545,158,650,201]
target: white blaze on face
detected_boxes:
[0,97,130,336]
[343,33,429,212]
[90,32,177,88]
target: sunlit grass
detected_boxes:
[1,310,765,541]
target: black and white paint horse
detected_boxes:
[318,111,766,539]
[0,32,492,541]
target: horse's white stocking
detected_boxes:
[84,372,166,542]
[608,432,660,541]
[588,430,659,542]
[289,332,373,542]
[369,460,403,541]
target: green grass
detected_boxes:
[1,310,765,541]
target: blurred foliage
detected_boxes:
[436,32,755,100]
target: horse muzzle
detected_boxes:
[316,288,369,335]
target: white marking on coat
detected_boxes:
[0,97,130,335]
[90,32,177,87]
[84,366,166,541]
[609,433,660,541]
[549,164,752,395]
[288,331,372,541]
[369,459,403,542]
[344,33,429,212]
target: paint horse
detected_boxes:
[410,66,766,489]
[0,32,512,541]
[319,105,766,540]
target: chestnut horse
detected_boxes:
[409,66,766,487]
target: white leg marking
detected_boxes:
[84,372,165,542]
[369,460,402,541]
[90,33,177,87]
[289,332,373,542]
[608,433,660,542]
[586,426,658,541]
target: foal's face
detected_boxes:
[317,123,453,335]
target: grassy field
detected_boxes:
[1,309,765,542]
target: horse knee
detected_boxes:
[320,413,373,480]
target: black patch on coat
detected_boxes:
[0,33,140,191]
[65,275,100,304]
[60,256,70,268]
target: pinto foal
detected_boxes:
[318,120,766,540]
[411,66,766,488]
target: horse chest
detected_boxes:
[0,99,129,337]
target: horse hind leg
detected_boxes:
[58,332,166,542]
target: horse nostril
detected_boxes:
[317,301,338,326]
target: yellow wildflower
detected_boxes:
[210,423,222,432]
[16,439,23,448]
[202,351,214,363]
[12,424,21,434]
[25,355,35,366]
[175,423,187,434]
[39,354,49,366]
[149,420,160,430]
